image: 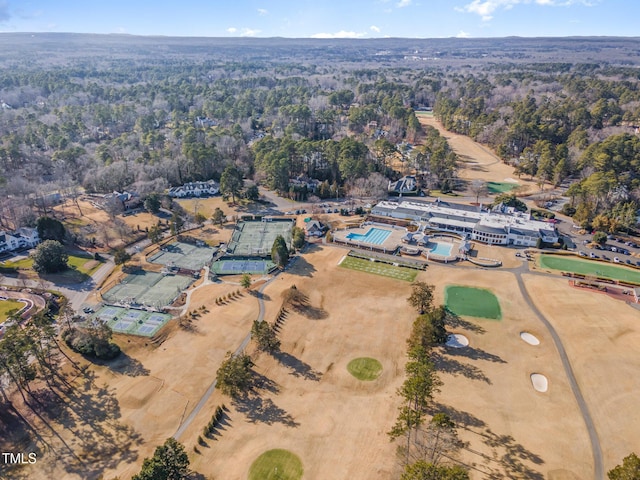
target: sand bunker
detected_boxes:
[520,331,540,346]
[504,177,520,183]
[531,373,548,392]
[445,333,469,348]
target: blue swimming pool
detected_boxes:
[430,241,453,257]
[346,227,392,245]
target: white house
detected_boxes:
[371,199,558,247]
[305,220,325,237]
[0,232,20,253]
[14,228,40,248]
[388,175,418,195]
[168,180,220,198]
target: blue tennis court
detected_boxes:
[346,227,392,245]
[211,257,276,275]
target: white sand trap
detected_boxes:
[531,373,548,392]
[504,177,520,183]
[446,333,469,348]
[520,332,540,346]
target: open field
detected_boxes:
[445,285,502,319]
[339,255,418,281]
[539,254,640,284]
[0,299,23,321]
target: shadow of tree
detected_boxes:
[445,311,486,334]
[445,346,506,364]
[101,352,150,377]
[431,352,491,384]
[290,256,316,277]
[428,402,487,430]
[233,394,299,428]
[274,352,322,382]
[464,427,545,480]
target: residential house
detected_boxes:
[103,191,142,211]
[168,180,220,198]
[305,220,325,237]
[388,175,419,196]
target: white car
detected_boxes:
[578,251,586,257]
[614,257,621,263]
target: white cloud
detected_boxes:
[457,0,598,21]
[311,30,367,39]
[226,27,237,33]
[257,8,268,16]
[370,25,381,33]
[397,0,412,7]
[456,30,471,38]
[240,28,261,37]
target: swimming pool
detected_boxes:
[430,241,453,257]
[346,227,392,245]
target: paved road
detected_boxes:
[172,272,278,440]
[0,257,114,311]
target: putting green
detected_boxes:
[539,254,640,284]
[249,449,303,480]
[445,285,502,320]
[347,357,383,381]
[487,181,517,194]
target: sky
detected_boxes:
[0,0,635,39]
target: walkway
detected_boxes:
[172,271,278,440]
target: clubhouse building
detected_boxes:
[371,199,558,247]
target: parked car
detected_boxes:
[590,252,598,258]
[578,251,586,257]
[614,257,621,263]
[626,259,632,265]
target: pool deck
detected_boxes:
[333,225,406,251]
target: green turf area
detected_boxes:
[67,254,101,275]
[2,253,99,275]
[539,254,640,284]
[487,181,517,194]
[248,449,303,480]
[0,299,23,321]
[347,357,383,381]
[2,257,33,269]
[445,285,502,320]
[339,256,418,282]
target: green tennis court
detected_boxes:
[339,255,417,282]
[445,285,502,320]
[539,254,640,284]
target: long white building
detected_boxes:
[371,199,558,247]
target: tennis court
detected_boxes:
[211,257,276,275]
[102,270,194,308]
[226,219,294,256]
[94,305,172,336]
[148,241,216,271]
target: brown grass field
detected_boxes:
[5,244,640,479]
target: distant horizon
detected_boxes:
[0,1,635,39]
[1,31,638,41]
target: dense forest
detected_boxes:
[1,34,640,235]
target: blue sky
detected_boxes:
[0,0,634,38]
